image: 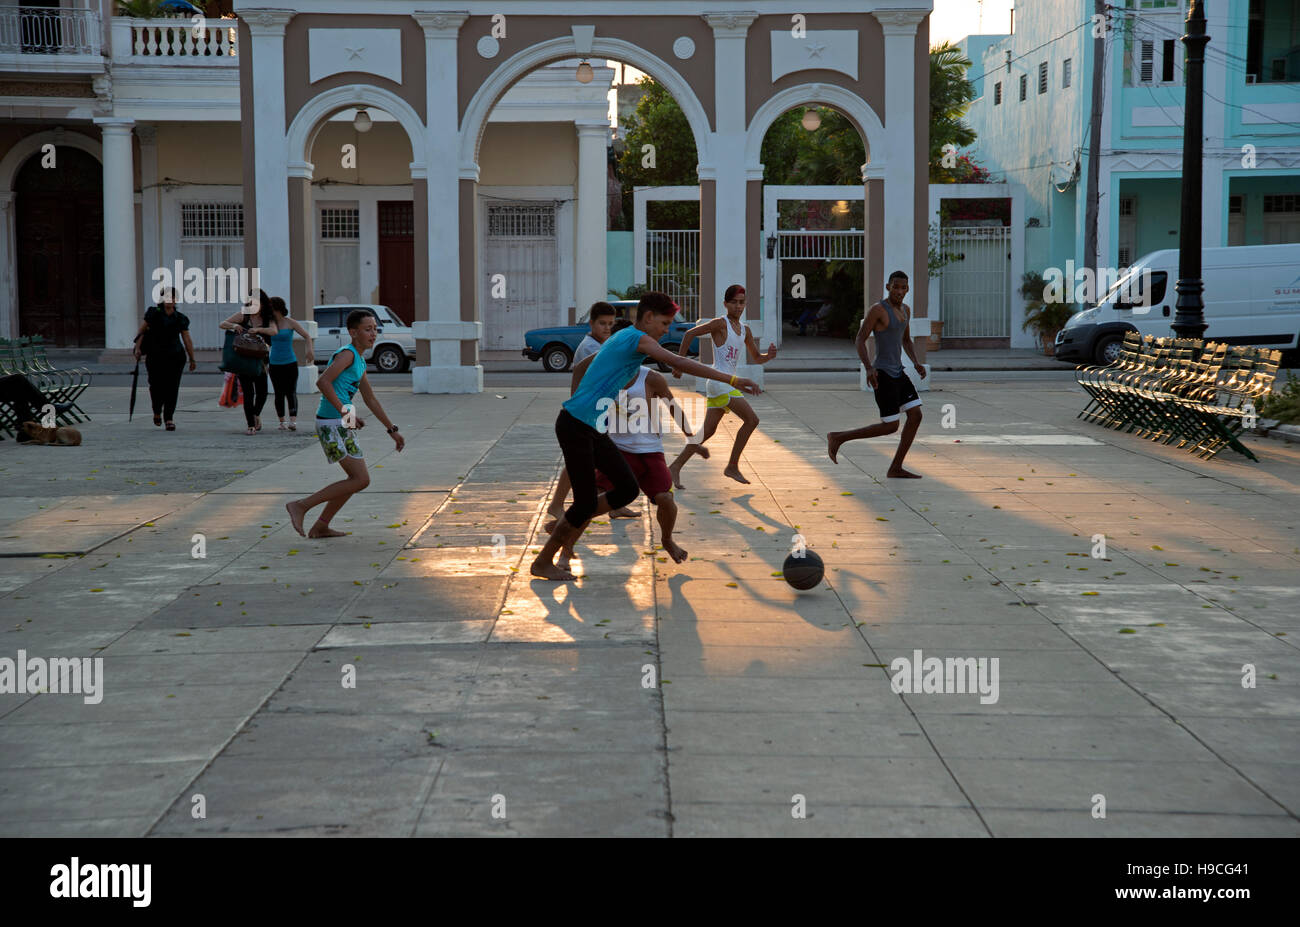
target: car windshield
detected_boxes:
[1096,265,1154,308]
[373,307,404,327]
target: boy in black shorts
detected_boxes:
[827,271,926,478]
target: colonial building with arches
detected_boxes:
[1,0,932,393]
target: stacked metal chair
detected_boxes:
[0,336,92,438]
[1073,336,1281,461]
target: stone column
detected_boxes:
[287,163,317,394]
[575,121,610,312]
[703,11,759,385]
[412,11,479,394]
[0,193,15,340]
[94,117,137,350]
[136,125,159,310]
[873,9,928,310]
[245,10,294,301]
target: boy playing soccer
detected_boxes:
[573,301,617,364]
[667,284,777,487]
[286,310,405,538]
[531,292,760,582]
[545,302,633,529]
[553,351,703,570]
[826,271,927,477]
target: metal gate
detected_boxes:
[646,229,700,318]
[938,225,1011,337]
[482,201,558,349]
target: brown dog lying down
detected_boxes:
[20,421,82,446]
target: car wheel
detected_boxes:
[373,345,405,373]
[1094,333,1126,366]
[542,343,573,373]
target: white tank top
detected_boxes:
[706,315,746,397]
[610,366,662,454]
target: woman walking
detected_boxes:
[133,287,196,430]
[219,289,278,435]
[267,296,313,431]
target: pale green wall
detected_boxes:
[607,231,633,297]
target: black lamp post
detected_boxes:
[1172,0,1210,339]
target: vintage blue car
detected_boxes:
[522,300,700,372]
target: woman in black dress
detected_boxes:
[219,289,279,435]
[133,287,196,431]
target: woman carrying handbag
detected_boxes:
[219,289,278,435]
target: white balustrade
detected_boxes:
[113,17,238,64]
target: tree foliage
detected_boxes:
[929,41,978,182]
[617,77,700,228]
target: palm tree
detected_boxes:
[929,41,977,181]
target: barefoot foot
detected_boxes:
[723,466,751,485]
[827,432,844,464]
[530,558,576,581]
[662,538,688,563]
[308,524,349,538]
[557,548,574,572]
[669,465,686,490]
[543,516,560,535]
[886,467,923,479]
[610,506,638,519]
[285,500,308,537]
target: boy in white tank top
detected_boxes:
[668,285,777,487]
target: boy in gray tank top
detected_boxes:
[826,271,928,478]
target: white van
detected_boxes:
[1054,243,1300,364]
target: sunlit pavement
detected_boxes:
[2,376,1298,836]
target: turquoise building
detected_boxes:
[962,0,1300,286]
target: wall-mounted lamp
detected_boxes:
[766,233,778,259]
[576,60,594,83]
[353,108,372,133]
[800,108,821,131]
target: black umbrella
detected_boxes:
[128,358,140,422]
[129,332,143,422]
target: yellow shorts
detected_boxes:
[706,389,743,409]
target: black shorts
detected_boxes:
[872,370,922,423]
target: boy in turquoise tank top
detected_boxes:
[532,291,761,582]
[286,310,405,538]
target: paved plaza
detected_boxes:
[1,372,1298,836]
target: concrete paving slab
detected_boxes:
[668,754,970,806]
[981,809,1300,837]
[0,718,233,768]
[316,620,494,648]
[944,758,1282,814]
[148,753,436,836]
[670,803,990,837]
[0,760,206,822]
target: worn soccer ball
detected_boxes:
[782,549,825,590]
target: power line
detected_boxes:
[965,18,1094,87]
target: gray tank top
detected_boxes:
[873,300,907,376]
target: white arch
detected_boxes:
[461,37,712,169]
[744,83,887,174]
[0,129,102,190]
[286,84,427,174]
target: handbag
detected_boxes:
[220,330,265,378]
[233,330,269,359]
[218,371,243,408]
